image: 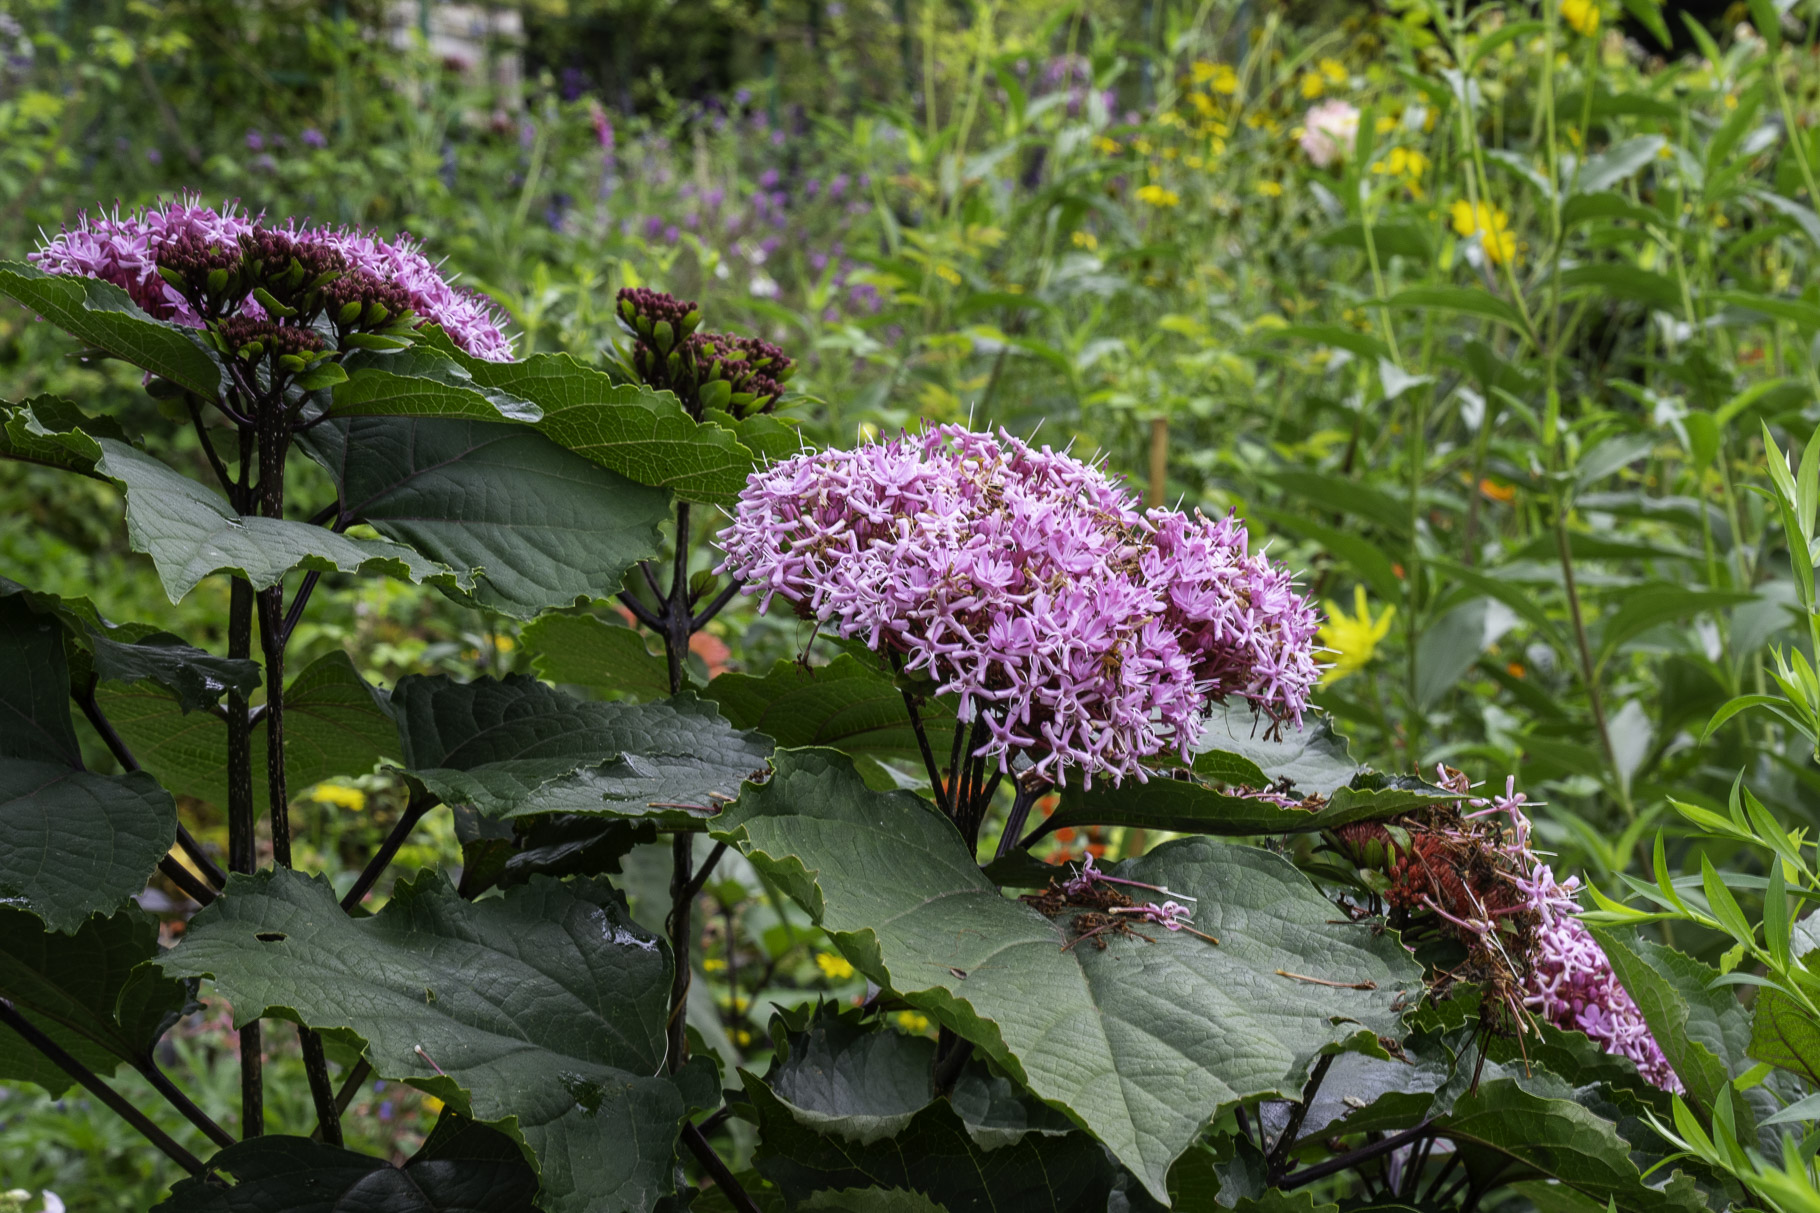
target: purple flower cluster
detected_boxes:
[1519,861,1682,1092]
[715,424,1322,786]
[1473,777,1682,1092]
[30,194,513,360]
[31,195,254,325]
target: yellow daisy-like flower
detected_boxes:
[1561,0,1600,36]
[1135,184,1181,208]
[1448,200,1518,266]
[1318,586,1396,686]
[1300,72,1325,100]
[1071,230,1098,250]
[1373,147,1430,199]
[815,952,856,980]
[310,783,366,812]
[1256,180,1284,198]
[1319,58,1348,84]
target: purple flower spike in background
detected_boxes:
[715,424,1322,787]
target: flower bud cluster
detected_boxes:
[617,287,794,419]
[715,424,1321,786]
[31,194,512,361]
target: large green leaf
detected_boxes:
[1592,930,1753,1118]
[704,655,959,766]
[92,439,469,602]
[299,416,670,619]
[0,261,225,399]
[0,904,195,1095]
[102,650,396,813]
[1037,769,1453,841]
[330,349,543,423]
[1436,1078,1706,1212]
[392,674,772,823]
[1,575,260,711]
[0,596,175,931]
[523,613,674,702]
[0,394,126,477]
[153,1121,539,1212]
[158,868,688,1213]
[1190,705,1359,797]
[712,749,1423,1202]
[745,1006,1134,1213]
[435,347,755,504]
[1748,987,1820,1086]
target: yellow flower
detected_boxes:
[1319,58,1348,84]
[1256,180,1284,198]
[1135,184,1180,207]
[1300,72,1325,99]
[1318,586,1396,686]
[1093,135,1122,155]
[311,783,366,812]
[1203,63,1239,95]
[1448,200,1517,266]
[816,952,855,980]
[1561,0,1600,35]
[702,956,727,972]
[1071,230,1098,250]
[1373,147,1430,199]
[934,264,962,285]
[421,1095,444,1116]
[892,1010,932,1034]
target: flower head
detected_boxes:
[715,425,1322,786]
[1561,0,1601,35]
[1299,100,1360,169]
[31,195,513,360]
[1318,585,1395,685]
[1449,200,1518,267]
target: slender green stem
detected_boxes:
[0,998,203,1174]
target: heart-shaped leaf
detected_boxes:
[0,262,226,399]
[330,349,543,423]
[158,868,689,1213]
[102,650,396,813]
[523,613,674,703]
[745,1005,1131,1213]
[425,342,756,504]
[153,1120,539,1212]
[0,395,127,477]
[392,674,772,823]
[1038,770,1457,841]
[712,749,1424,1202]
[0,904,196,1095]
[705,655,959,770]
[92,439,469,602]
[0,595,175,931]
[299,416,670,619]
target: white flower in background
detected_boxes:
[1299,100,1360,168]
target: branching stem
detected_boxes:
[0,998,203,1173]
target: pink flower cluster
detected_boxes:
[1473,777,1682,1092]
[30,194,512,360]
[715,424,1322,786]
[1520,862,1682,1092]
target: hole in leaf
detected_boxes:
[255,932,287,943]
